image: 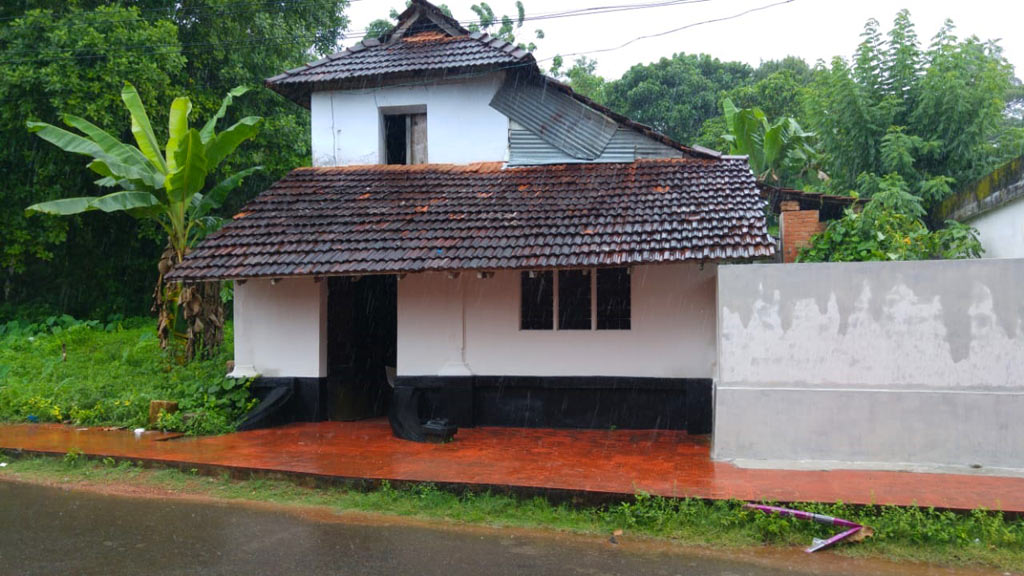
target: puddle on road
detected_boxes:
[0,478,1004,576]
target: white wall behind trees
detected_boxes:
[310,73,509,166]
[968,197,1024,259]
[396,263,718,378]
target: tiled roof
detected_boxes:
[266,31,533,105]
[167,159,775,281]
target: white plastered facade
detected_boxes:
[231,278,327,378]
[309,72,509,167]
[396,263,718,378]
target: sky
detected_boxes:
[343,0,1024,80]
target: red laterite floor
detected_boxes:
[2,420,1023,512]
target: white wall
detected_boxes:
[968,196,1024,259]
[714,259,1024,473]
[232,278,327,378]
[310,73,509,167]
[396,263,717,378]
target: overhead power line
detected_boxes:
[0,0,796,76]
[0,0,715,52]
[1,0,713,66]
[0,0,797,109]
[550,0,797,60]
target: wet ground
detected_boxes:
[0,481,948,576]
[3,421,1023,512]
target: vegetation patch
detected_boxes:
[1,454,1022,571]
[0,317,250,435]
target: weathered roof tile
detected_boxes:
[265,27,534,107]
[167,159,774,281]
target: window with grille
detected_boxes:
[519,268,631,331]
[596,268,631,330]
[520,271,553,330]
[557,269,592,330]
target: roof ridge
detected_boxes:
[292,158,727,176]
[295,162,507,174]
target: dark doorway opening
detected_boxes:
[383,115,407,165]
[326,275,397,420]
[382,111,427,165]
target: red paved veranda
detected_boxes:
[1,420,1022,512]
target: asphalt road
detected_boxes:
[0,481,912,576]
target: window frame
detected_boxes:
[557,269,592,330]
[595,267,631,331]
[518,267,632,332]
[519,270,554,331]
[378,105,427,165]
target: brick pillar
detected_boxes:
[780,202,825,263]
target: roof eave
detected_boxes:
[266,62,534,109]
[166,251,777,283]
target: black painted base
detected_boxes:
[240,375,714,439]
[237,377,327,431]
[392,376,712,436]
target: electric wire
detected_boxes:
[0,0,799,104]
[0,0,722,64]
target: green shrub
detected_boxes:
[0,317,249,435]
[798,174,983,262]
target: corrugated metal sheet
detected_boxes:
[490,76,618,160]
[631,130,686,159]
[508,128,683,166]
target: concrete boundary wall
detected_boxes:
[714,259,1024,473]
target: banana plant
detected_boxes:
[26,83,262,360]
[722,97,822,185]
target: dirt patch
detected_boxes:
[0,471,208,501]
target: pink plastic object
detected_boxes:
[744,503,867,553]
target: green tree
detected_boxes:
[467,1,543,51]
[557,56,607,103]
[696,64,811,151]
[366,7,407,40]
[0,1,349,320]
[721,98,820,186]
[798,177,982,262]
[0,5,184,313]
[132,0,349,220]
[25,84,262,360]
[884,9,921,109]
[805,13,1018,211]
[601,53,752,145]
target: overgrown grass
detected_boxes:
[2,453,1022,571]
[0,316,251,435]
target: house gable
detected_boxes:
[267,0,716,168]
[265,0,532,105]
